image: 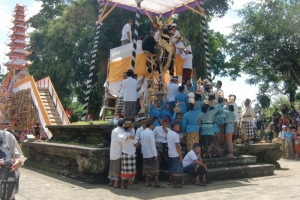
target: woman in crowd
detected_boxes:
[278,125,287,158]
[182,102,201,152]
[281,104,289,115]
[194,93,203,111]
[266,124,276,143]
[221,105,236,157]
[284,126,295,159]
[183,78,196,94]
[175,86,188,114]
[160,97,172,124]
[198,104,220,158]
[149,100,160,127]
[294,126,300,160]
[212,110,221,158]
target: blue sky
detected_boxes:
[0,0,259,106]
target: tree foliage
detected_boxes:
[228,0,300,106]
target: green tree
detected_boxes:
[228,0,300,106]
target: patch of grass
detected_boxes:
[71,120,113,125]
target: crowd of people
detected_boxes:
[110,65,263,189]
[270,105,300,160]
[5,122,48,143]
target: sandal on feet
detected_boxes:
[113,185,121,188]
[145,183,152,187]
[154,184,165,188]
[127,186,139,190]
[109,184,114,187]
[196,182,206,186]
[171,184,182,188]
[202,180,212,184]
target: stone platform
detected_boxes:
[161,155,275,184]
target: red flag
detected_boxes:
[66,108,72,117]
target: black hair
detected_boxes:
[184,78,191,85]
[117,119,124,127]
[126,69,134,77]
[193,143,201,148]
[229,105,234,112]
[201,104,209,113]
[178,85,185,92]
[218,97,224,103]
[146,119,154,127]
[130,118,135,123]
[171,121,180,129]
[132,74,137,78]
[195,93,201,101]
[217,80,222,87]
[188,103,194,110]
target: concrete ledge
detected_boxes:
[161,164,275,184]
[203,155,256,168]
[21,142,110,183]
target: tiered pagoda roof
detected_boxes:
[4,4,31,71]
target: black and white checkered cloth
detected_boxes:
[239,121,255,137]
[121,152,136,175]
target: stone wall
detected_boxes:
[22,142,110,183]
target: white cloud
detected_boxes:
[26,1,42,19]
[209,11,239,35]
[231,0,260,10]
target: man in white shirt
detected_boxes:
[239,98,255,143]
[122,69,139,119]
[183,143,211,186]
[118,121,139,190]
[140,119,164,188]
[201,79,209,94]
[180,45,193,81]
[167,121,183,188]
[214,80,224,100]
[167,76,179,117]
[171,23,180,44]
[108,119,127,187]
[228,94,239,144]
[121,20,133,45]
[135,118,147,139]
[117,72,128,117]
[153,119,170,169]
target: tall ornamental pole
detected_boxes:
[199,0,212,82]
[81,0,105,121]
[131,0,143,70]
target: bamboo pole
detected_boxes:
[182,3,206,17]
[167,8,176,24]
[98,2,119,23]
[97,0,109,24]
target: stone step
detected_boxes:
[161,163,275,184]
[203,155,256,168]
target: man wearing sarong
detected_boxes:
[228,94,239,144]
[108,119,127,188]
[183,143,212,186]
[118,121,139,190]
[122,69,139,119]
[239,98,255,143]
[117,72,127,117]
[153,119,170,170]
[140,119,164,188]
[167,121,183,188]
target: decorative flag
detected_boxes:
[66,108,72,118]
